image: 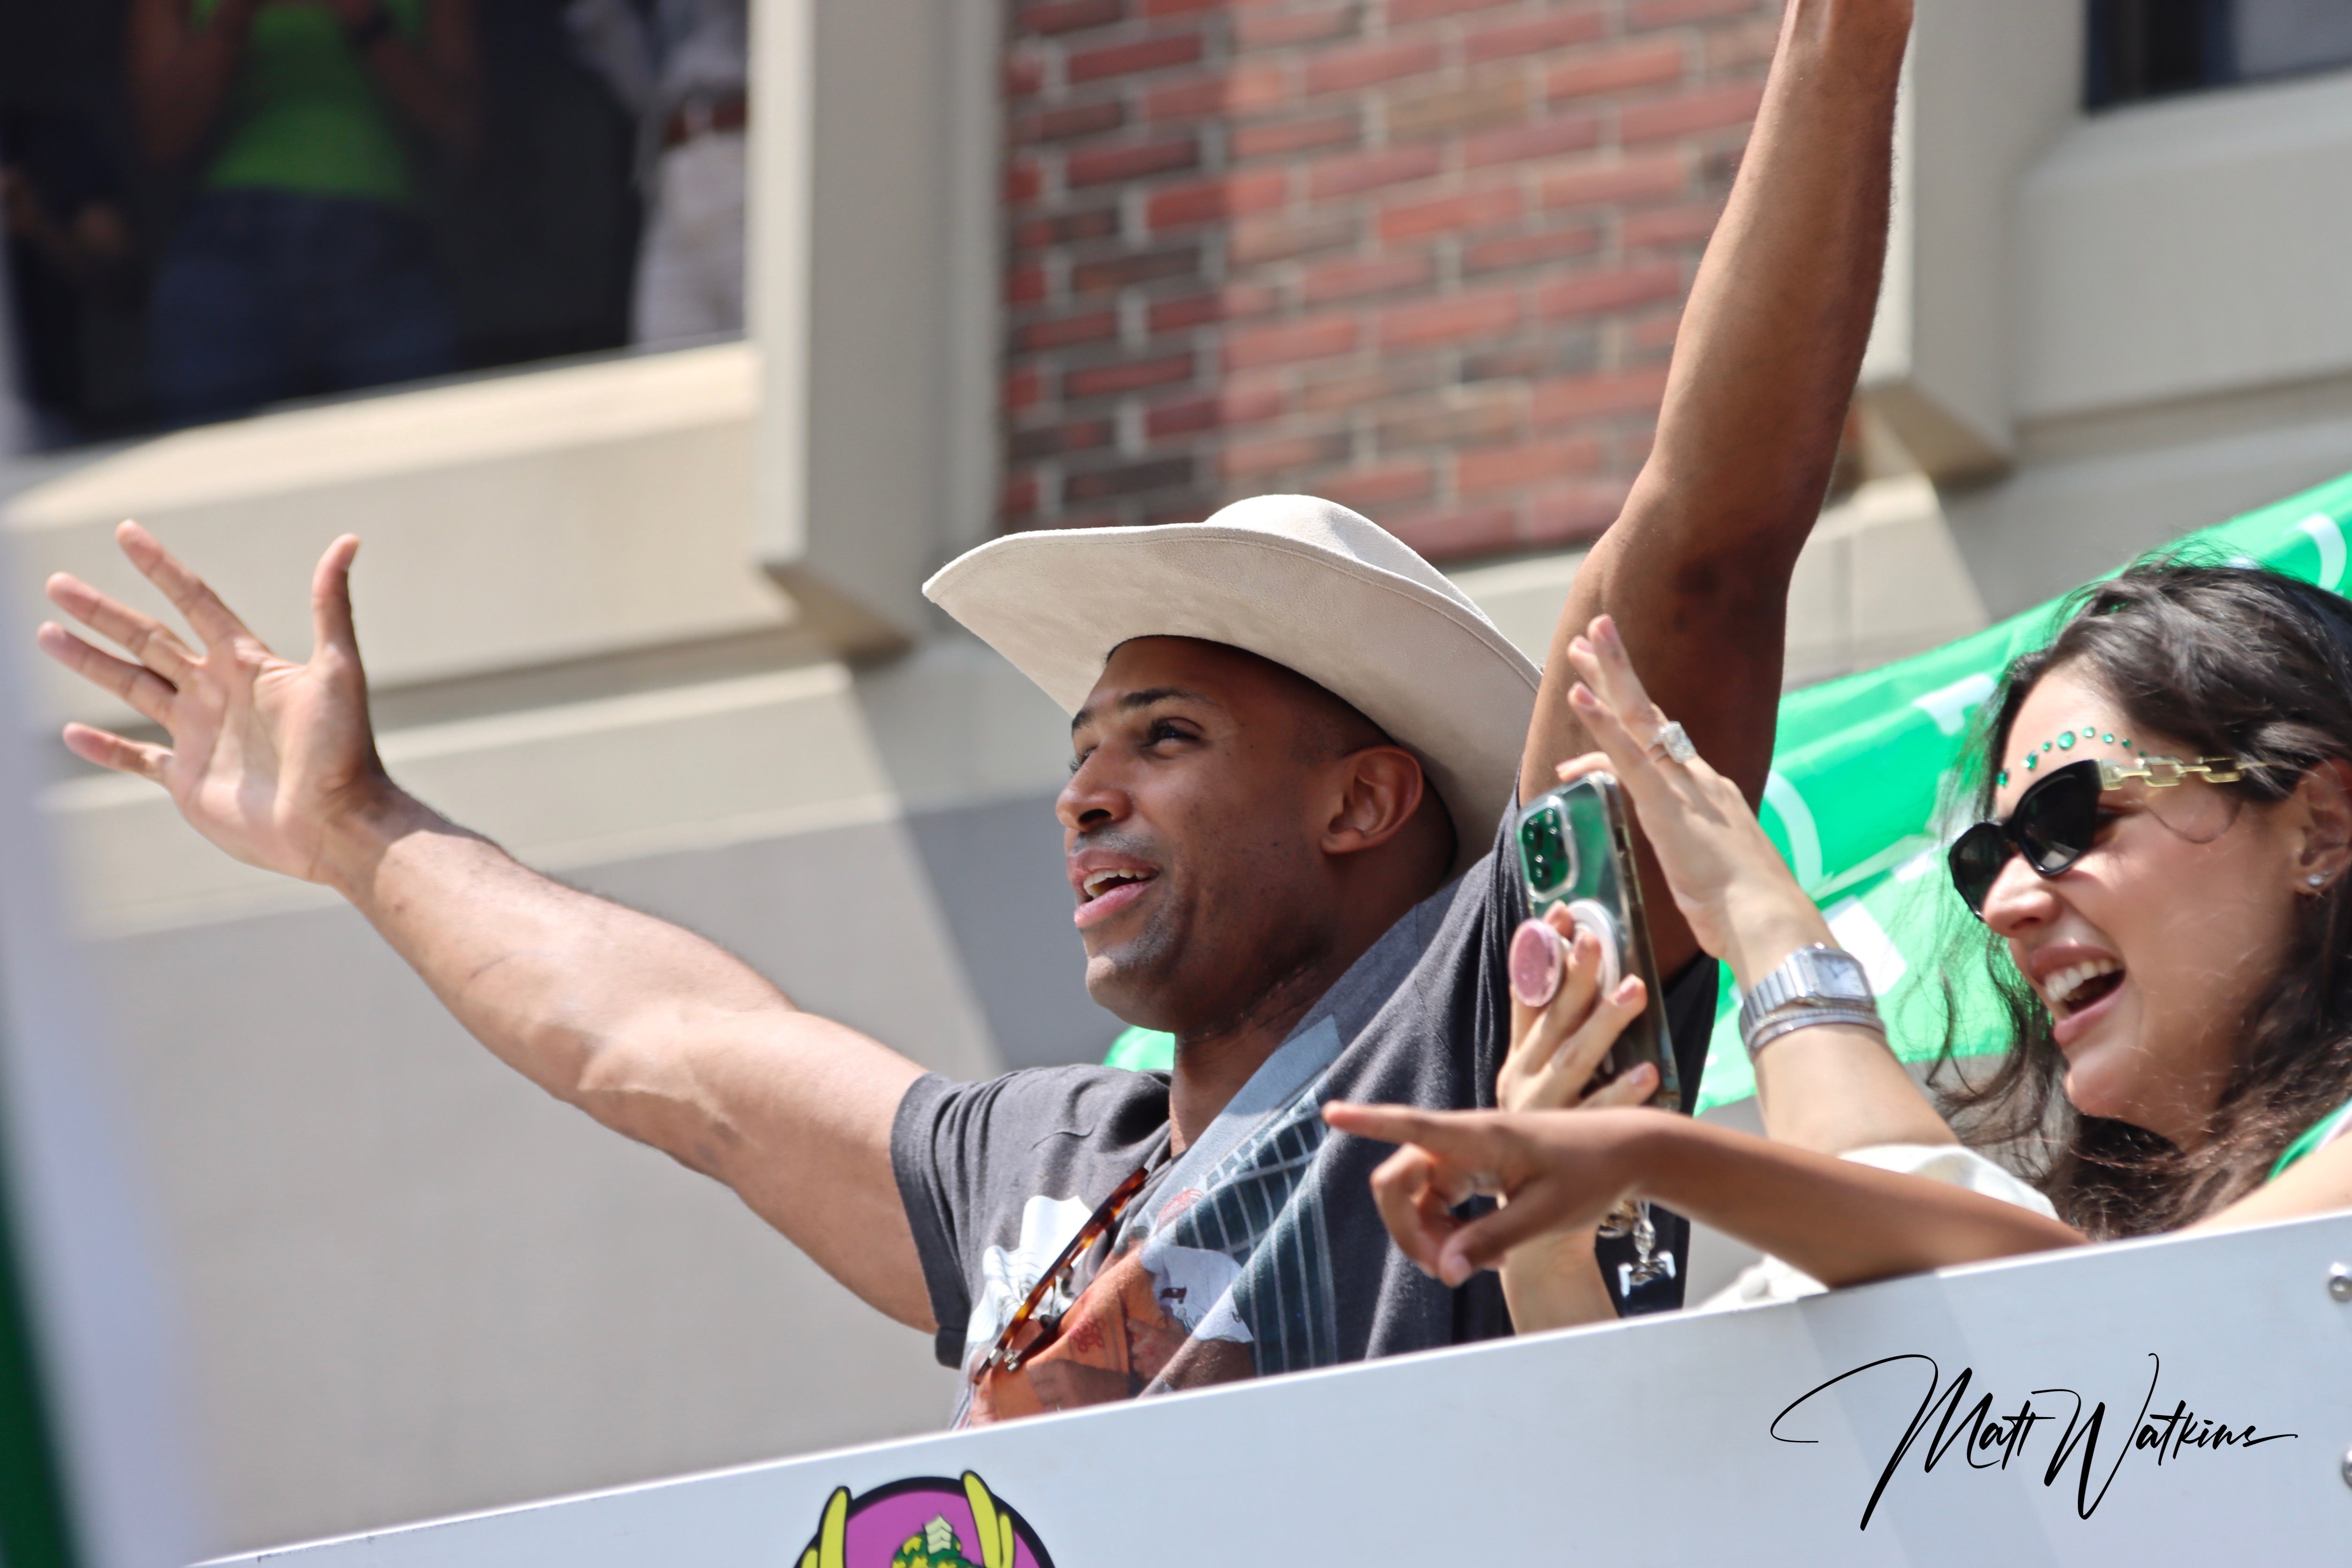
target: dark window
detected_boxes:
[1,1,750,452]
[2088,0,2352,108]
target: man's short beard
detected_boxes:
[1091,895,1335,1046]
[1085,914,1185,1026]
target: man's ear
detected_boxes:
[2290,757,2352,887]
[1321,746,1427,858]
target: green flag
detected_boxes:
[1105,470,2352,1113]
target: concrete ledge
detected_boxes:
[7,345,779,731]
[39,499,1983,938]
[1951,394,2352,618]
[1447,550,1585,668]
[1446,480,1989,693]
[31,549,1581,939]
[43,633,1080,938]
[1784,474,1989,689]
[45,663,894,935]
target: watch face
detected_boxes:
[1810,950,1873,1001]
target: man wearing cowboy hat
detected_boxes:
[35,0,1912,1423]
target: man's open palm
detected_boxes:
[36,521,388,886]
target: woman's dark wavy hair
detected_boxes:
[1936,556,2352,1237]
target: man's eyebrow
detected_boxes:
[1070,686,1213,734]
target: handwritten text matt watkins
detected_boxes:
[1771,1352,2296,1530]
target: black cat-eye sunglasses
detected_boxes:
[1947,755,2243,916]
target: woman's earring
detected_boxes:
[2308,872,2329,889]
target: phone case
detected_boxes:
[1514,774,1681,1112]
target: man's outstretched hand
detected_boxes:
[36,521,399,888]
[36,522,942,1329]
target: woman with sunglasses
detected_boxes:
[1330,567,2352,1317]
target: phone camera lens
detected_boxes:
[1520,805,1577,897]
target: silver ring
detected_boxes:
[1648,720,1696,765]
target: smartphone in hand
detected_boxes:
[1514,773,1680,1112]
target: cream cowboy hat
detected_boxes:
[922,495,1542,877]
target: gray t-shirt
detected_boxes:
[891,811,1719,1425]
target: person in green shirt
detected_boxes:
[1341,562,2352,1312]
[128,0,478,424]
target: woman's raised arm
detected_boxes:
[1560,615,1957,1157]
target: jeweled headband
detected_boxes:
[2000,725,2148,789]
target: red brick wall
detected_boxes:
[1001,0,1783,561]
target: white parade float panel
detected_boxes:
[220,1210,2352,1566]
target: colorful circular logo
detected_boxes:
[794,1472,1053,1568]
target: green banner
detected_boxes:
[0,985,82,1568]
[1105,470,2352,1111]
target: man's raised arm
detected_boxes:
[36,523,935,1328]
[1524,0,1913,977]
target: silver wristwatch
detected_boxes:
[1737,944,1884,1060]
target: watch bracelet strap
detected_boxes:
[1737,944,1874,1033]
[1742,1002,1886,1060]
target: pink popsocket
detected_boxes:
[1509,919,1565,1008]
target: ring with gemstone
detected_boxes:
[1648,720,1696,765]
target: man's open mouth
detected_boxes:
[1071,860,1161,929]
[1068,830,1168,931]
[1080,869,1156,903]
[2044,957,2124,1019]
